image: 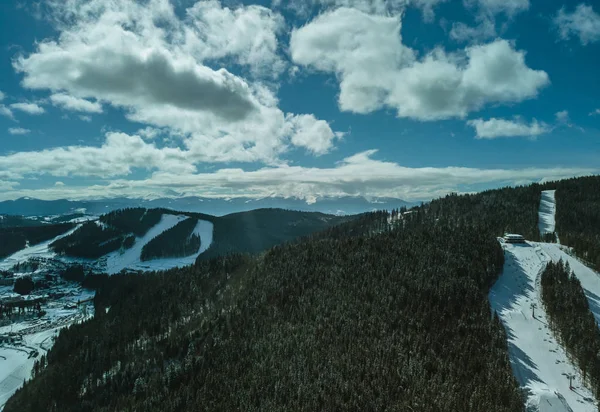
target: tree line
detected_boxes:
[541,259,600,396]
[141,218,200,261]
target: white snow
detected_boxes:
[490,241,597,412]
[0,225,81,271]
[0,287,94,410]
[103,215,214,274]
[103,214,186,274]
[539,190,557,236]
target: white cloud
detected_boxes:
[450,18,496,43]
[79,115,92,122]
[286,0,447,21]
[285,114,344,155]
[590,109,600,116]
[0,106,13,119]
[184,0,286,77]
[555,110,569,123]
[555,4,600,45]
[291,8,549,121]
[13,0,339,164]
[50,93,102,113]
[8,127,31,135]
[0,132,193,178]
[10,102,45,115]
[0,149,594,202]
[467,117,551,139]
[464,0,529,17]
[0,91,4,101]
[54,181,65,186]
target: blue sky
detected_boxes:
[0,0,598,202]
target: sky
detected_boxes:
[0,0,598,202]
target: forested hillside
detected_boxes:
[50,222,134,259]
[141,218,200,261]
[99,208,163,236]
[4,186,536,412]
[0,223,75,259]
[541,260,600,395]
[550,176,600,270]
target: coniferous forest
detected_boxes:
[50,221,133,259]
[551,176,600,271]
[141,218,201,261]
[5,177,600,411]
[4,184,538,412]
[541,260,600,395]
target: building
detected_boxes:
[504,234,526,244]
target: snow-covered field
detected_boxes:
[102,215,214,274]
[0,225,81,271]
[539,190,557,236]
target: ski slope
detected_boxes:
[490,241,596,412]
[103,215,214,274]
[0,225,81,271]
[539,190,557,236]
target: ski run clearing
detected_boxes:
[103,215,214,274]
[539,190,557,236]
[490,190,600,411]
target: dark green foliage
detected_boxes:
[199,209,354,261]
[141,218,200,261]
[14,276,35,295]
[99,208,162,237]
[541,260,600,393]
[61,265,86,283]
[548,176,600,270]
[0,223,75,259]
[50,222,130,259]
[4,199,524,412]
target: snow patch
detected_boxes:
[539,190,557,237]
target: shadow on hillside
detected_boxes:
[489,247,545,390]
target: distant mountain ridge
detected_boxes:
[0,196,415,217]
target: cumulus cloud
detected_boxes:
[467,117,551,139]
[0,106,12,119]
[50,93,102,113]
[0,149,594,202]
[590,109,600,116]
[10,102,45,115]
[8,127,31,135]
[12,0,339,164]
[291,9,548,121]
[555,4,600,45]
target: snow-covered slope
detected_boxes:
[490,241,596,412]
[0,225,80,271]
[103,215,214,274]
[539,190,557,236]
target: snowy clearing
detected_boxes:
[0,225,81,271]
[103,216,214,274]
[490,241,596,412]
[539,190,557,236]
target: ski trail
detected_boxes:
[490,241,596,411]
[539,190,558,243]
